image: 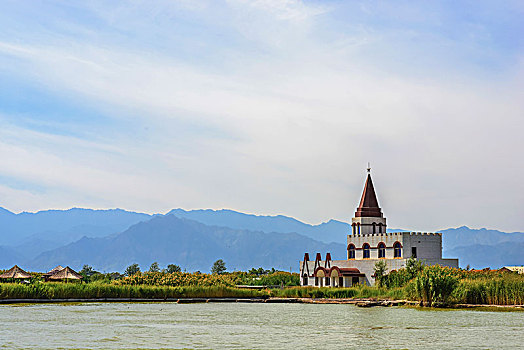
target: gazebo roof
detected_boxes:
[48,266,83,280]
[0,265,32,279]
[43,265,65,276]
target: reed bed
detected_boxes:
[452,276,524,305]
[113,271,299,287]
[271,285,405,299]
[114,271,240,287]
[0,282,266,300]
[1,266,521,306]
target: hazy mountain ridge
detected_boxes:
[441,226,524,249]
[0,207,522,271]
[0,207,152,246]
[28,215,346,272]
[446,242,524,269]
[0,246,23,268]
[168,208,350,244]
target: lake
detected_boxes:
[1,302,522,349]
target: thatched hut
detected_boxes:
[0,265,32,280]
[48,266,83,281]
[43,265,64,281]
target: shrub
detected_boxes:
[410,265,458,306]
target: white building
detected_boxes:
[503,266,524,274]
[300,171,459,287]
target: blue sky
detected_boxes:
[0,0,522,231]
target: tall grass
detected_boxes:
[1,266,522,306]
[408,265,459,306]
[452,276,524,305]
[270,285,405,299]
[0,282,266,299]
[114,271,300,287]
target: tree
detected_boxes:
[373,260,388,287]
[248,267,270,276]
[166,264,181,273]
[125,263,140,276]
[211,259,226,275]
[149,262,160,272]
[405,256,424,279]
[80,265,96,277]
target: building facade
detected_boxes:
[300,171,459,287]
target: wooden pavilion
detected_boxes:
[43,265,64,281]
[0,265,32,280]
[48,266,83,282]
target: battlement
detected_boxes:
[350,231,442,238]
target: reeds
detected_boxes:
[270,285,404,299]
[452,276,524,305]
[113,271,301,288]
[408,265,459,306]
[0,282,266,299]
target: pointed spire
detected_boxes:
[355,173,383,218]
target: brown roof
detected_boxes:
[43,265,65,276]
[354,174,383,218]
[338,267,362,275]
[0,265,32,279]
[48,266,83,280]
[314,266,365,277]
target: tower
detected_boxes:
[351,168,386,235]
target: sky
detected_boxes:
[0,0,522,232]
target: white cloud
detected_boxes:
[229,0,328,21]
[0,1,522,231]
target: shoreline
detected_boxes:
[1,297,523,310]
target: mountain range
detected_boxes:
[0,207,522,272]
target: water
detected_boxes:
[0,302,522,349]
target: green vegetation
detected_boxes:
[410,265,459,306]
[166,264,181,273]
[240,271,299,287]
[373,260,388,287]
[148,262,160,273]
[0,283,266,299]
[124,263,140,276]
[1,262,522,307]
[385,263,524,306]
[211,259,227,275]
[271,285,405,300]
[113,270,298,288]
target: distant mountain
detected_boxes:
[0,246,24,268]
[0,207,151,246]
[440,226,524,269]
[28,215,346,273]
[1,206,522,271]
[446,242,524,269]
[440,226,524,250]
[14,224,120,258]
[168,208,352,243]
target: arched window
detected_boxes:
[363,243,370,259]
[302,275,308,286]
[372,222,376,234]
[348,244,356,259]
[357,223,361,235]
[378,242,386,258]
[394,242,402,258]
[378,223,383,233]
[352,223,356,235]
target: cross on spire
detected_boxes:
[367,162,371,173]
